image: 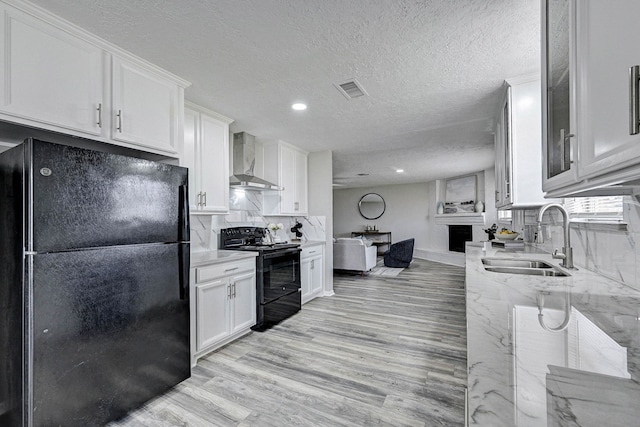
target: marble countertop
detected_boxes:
[190,250,257,268]
[300,240,325,248]
[465,243,640,426]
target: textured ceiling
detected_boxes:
[29,0,540,188]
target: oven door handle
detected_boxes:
[262,248,301,259]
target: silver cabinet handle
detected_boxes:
[203,192,207,207]
[630,65,640,135]
[96,103,102,128]
[116,110,123,132]
[196,192,201,207]
[559,129,575,172]
[232,283,237,298]
[227,284,231,299]
[224,267,239,273]
[559,129,566,171]
[294,202,299,211]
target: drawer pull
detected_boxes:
[225,267,239,273]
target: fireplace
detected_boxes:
[449,225,472,253]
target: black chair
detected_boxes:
[383,238,415,268]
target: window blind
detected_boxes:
[497,210,513,221]
[564,196,624,219]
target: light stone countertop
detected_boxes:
[465,243,640,426]
[300,240,325,248]
[190,249,257,268]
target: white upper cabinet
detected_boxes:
[542,0,640,196]
[263,141,308,216]
[0,1,189,157]
[495,75,550,208]
[0,4,104,136]
[542,0,577,192]
[111,57,181,155]
[574,1,640,179]
[183,102,233,214]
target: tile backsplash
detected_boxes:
[504,196,640,292]
[190,189,326,252]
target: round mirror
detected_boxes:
[358,193,386,220]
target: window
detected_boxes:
[564,196,624,221]
[497,210,513,221]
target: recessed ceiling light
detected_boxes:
[292,103,307,111]
[396,169,404,173]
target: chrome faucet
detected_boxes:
[536,203,575,269]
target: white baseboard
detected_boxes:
[414,248,465,267]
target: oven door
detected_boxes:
[261,248,301,303]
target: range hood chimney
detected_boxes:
[229,132,282,191]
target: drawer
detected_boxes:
[301,245,323,260]
[195,258,255,283]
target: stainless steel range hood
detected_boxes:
[229,132,283,191]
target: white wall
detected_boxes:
[333,182,430,244]
[333,168,497,266]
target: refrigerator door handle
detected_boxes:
[178,184,190,242]
[179,244,190,300]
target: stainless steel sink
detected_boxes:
[481,258,570,277]
[483,266,569,277]
[482,258,555,269]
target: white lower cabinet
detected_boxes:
[191,257,256,366]
[195,278,229,350]
[301,244,324,304]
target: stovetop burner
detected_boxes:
[239,243,300,251]
[220,227,300,252]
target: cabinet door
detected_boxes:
[294,150,308,214]
[0,4,103,136]
[183,107,199,211]
[279,144,297,214]
[196,279,229,351]
[542,0,578,191]
[230,271,256,334]
[300,256,312,301]
[199,113,229,213]
[112,56,179,155]
[575,0,640,179]
[310,255,323,295]
[494,92,510,208]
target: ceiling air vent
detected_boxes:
[335,78,368,99]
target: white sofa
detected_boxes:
[333,237,377,274]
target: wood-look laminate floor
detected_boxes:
[111,259,467,427]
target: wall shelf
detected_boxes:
[435,213,485,225]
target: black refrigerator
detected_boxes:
[0,139,191,426]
